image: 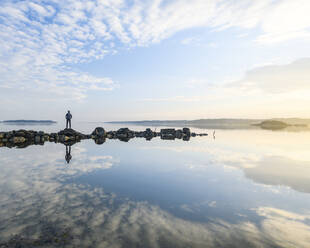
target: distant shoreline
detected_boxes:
[107,118,310,130]
[1,120,57,125]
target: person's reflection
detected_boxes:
[65,145,72,164]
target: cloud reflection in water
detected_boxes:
[0,130,310,247]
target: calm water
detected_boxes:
[1,122,310,247]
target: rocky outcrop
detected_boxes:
[0,127,208,148]
[0,128,90,148]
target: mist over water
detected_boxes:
[1,123,310,247]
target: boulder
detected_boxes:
[176,129,183,139]
[144,128,154,140]
[160,129,176,139]
[183,128,191,136]
[58,128,87,140]
[34,135,41,144]
[116,128,134,139]
[13,137,26,143]
[91,127,106,137]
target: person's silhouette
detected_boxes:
[66,110,72,129]
[65,145,72,164]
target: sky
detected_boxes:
[0,0,310,122]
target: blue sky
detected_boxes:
[0,0,310,121]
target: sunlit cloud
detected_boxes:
[232,58,310,93]
[1,0,309,102]
[139,96,200,102]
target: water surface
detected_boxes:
[1,123,310,247]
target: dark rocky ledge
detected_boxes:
[0,127,208,148]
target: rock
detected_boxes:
[13,137,26,143]
[160,129,176,139]
[58,128,87,141]
[34,135,41,143]
[183,127,191,136]
[91,127,106,137]
[176,129,183,139]
[144,128,154,140]
[115,128,134,140]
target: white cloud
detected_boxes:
[29,2,55,17]
[181,37,218,48]
[232,58,310,93]
[139,96,200,102]
[258,0,310,44]
[0,0,310,101]
[181,37,201,46]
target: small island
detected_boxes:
[256,120,289,130]
[253,119,309,130]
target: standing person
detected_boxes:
[66,110,72,129]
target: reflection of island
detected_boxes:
[0,127,208,149]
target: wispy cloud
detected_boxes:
[181,37,201,46]
[1,0,309,101]
[139,96,200,102]
[181,37,218,48]
[231,58,310,93]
